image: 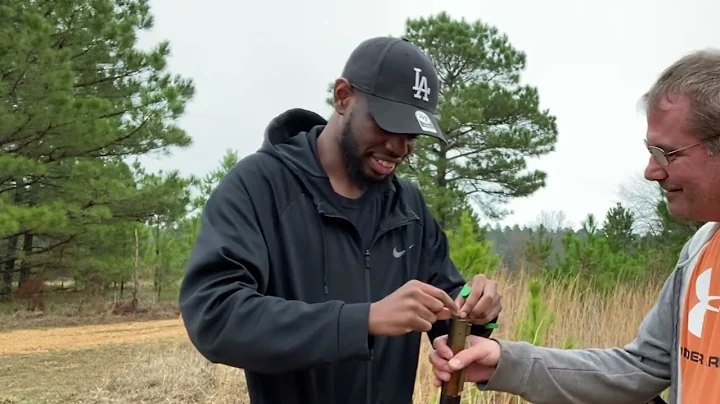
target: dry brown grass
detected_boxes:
[0,270,666,404]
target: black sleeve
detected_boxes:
[179,162,372,374]
[416,196,498,343]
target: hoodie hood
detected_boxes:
[259,108,330,181]
[257,108,339,296]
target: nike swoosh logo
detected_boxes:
[393,245,413,258]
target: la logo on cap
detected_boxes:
[412,67,431,102]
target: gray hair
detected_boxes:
[643,49,720,155]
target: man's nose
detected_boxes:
[644,155,667,182]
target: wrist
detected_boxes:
[368,302,379,336]
[482,340,529,394]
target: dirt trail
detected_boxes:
[0,317,186,355]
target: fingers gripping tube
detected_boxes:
[439,316,471,404]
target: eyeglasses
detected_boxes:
[644,134,720,167]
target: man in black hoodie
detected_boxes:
[179,36,502,404]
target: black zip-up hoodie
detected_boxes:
[179,108,497,404]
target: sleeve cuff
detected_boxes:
[477,340,533,395]
[470,316,499,338]
[337,302,373,361]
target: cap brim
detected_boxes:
[365,94,445,143]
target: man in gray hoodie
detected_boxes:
[428,49,720,404]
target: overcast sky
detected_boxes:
[135,0,720,230]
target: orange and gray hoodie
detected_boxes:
[478,221,720,404]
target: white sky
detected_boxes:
[135,0,720,230]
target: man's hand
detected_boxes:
[369,280,459,336]
[455,274,502,325]
[429,334,501,386]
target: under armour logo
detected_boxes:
[412,68,430,102]
[688,268,720,338]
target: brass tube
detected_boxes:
[439,316,471,404]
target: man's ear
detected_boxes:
[333,78,353,116]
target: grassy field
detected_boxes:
[0,271,667,404]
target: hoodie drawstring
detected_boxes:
[322,228,329,295]
[317,211,329,295]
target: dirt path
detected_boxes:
[0,317,186,355]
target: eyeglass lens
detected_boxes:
[648,147,669,166]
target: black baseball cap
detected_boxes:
[340,36,445,143]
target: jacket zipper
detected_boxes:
[320,206,418,404]
[364,248,372,404]
[364,216,418,404]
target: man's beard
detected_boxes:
[338,116,390,189]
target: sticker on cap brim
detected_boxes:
[415,110,437,134]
